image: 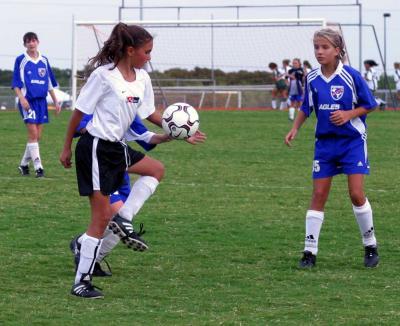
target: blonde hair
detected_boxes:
[314,28,346,61]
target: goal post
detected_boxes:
[71,18,327,109]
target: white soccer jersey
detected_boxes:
[75,63,155,142]
[394,69,400,91]
[364,67,378,92]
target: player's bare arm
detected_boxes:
[330,106,375,126]
[48,89,61,115]
[60,109,84,168]
[285,110,307,147]
[14,87,30,110]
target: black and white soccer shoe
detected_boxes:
[35,168,45,178]
[71,281,103,299]
[93,261,112,277]
[364,245,379,268]
[18,165,30,176]
[299,251,316,268]
[108,214,148,251]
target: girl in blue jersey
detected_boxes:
[285,28,379,269]
[12,32,61,177]
[287,58,305,120]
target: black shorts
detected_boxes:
[75,132,145,196]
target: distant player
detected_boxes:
[394,62,400,103]
[363,59,386,109]
[285,28,379,269]
[303,60,313,76]
[12,32,61,177]
[268,62,287,110]
[287,58,305,120]
[280,59,292,110]
[363,60,379,94]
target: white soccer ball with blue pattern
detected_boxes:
[162,103,200,139]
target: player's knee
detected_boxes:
[349,190,365,206]
[312,189,328,206]
[152,161,165,181]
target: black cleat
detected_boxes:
[69,234,82,272]
[71,281,104,299]
[108,214,148,251]
[299,251,316,268]
[93,261,112,277]
[364,245,379,268]
[18,165,30,176]
[35,168,44,178]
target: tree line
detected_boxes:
[0,66,395,88]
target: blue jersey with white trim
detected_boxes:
[301,62,377,138]
[12,53,58,100]
[75,113,156,151]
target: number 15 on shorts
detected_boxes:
[313,160,320,173]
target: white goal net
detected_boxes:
[72,18,327,108]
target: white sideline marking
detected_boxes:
[168,181,391,193]
[0,176,56,180]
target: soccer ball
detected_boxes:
[161,103,200,139]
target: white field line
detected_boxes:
[167,181,391,193]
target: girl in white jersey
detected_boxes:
[394,62,400,102]
[285,28,379,270]
[60,23,206,299]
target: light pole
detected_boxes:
[383,13,391,70]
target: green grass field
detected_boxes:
[0,109,399,325]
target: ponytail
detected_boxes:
[86,23,153,76]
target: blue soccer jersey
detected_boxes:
[12,52,58,100]
[301,61,377,138]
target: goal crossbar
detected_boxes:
[71,18,327,108]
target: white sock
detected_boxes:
[27,142,42,170]
[118,176,159,221]
[353,199,377,247]
[75,233,102,284]
[271,100,277,109]
[288,107,296,120]
[20,143,31,166]
[279,101,287,110]
[304,210,324,255]
[96,228,120,262]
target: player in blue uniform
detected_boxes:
[285,28,379,268]
[12,32,61,177]
[287,58,305,120]
[70,114,164,276]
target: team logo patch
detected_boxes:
[126,96,139,103]
[331,85,344,100]
[38,68,46,78]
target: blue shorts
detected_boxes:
[289,95,303,102]
[312,136,369,179]
[110,173,131,204]
[18,98,49,124]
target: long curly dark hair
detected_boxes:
[87,23,153,75]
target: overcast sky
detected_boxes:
[1,0,399,74]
